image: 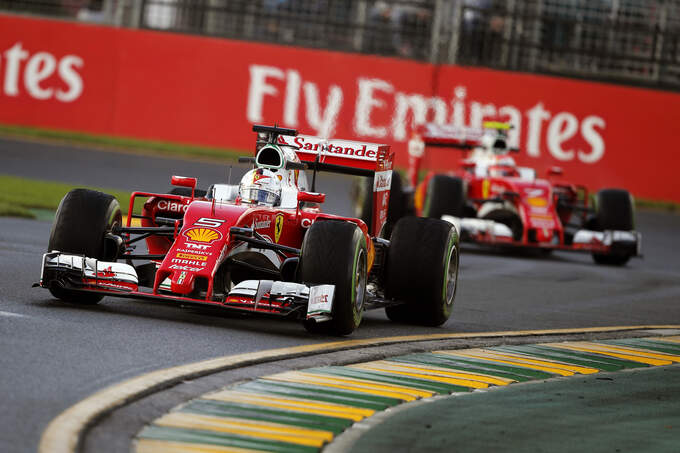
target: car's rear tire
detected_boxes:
[354,171,407,239]
[385,217,459,326]
[300,221,368,335]
[592,188,634,266]
[47,189,122,304]
[423,175,465,219]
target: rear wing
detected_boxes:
[418,123,486,148]
[276,134,392,176]
[252,125,394,237]
[408,122,516,187]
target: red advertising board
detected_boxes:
[0,14,676,201]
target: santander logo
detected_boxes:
[0,42,84,102]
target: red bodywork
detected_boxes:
[408,123,619,253]
[99,135,395,311]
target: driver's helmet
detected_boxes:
[481,133,508,155]
[239,168,282,206]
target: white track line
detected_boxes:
[0,310,28,318]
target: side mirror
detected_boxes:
[171,176,197,188]
[297,191,325,204]
[547,166,563,177]
[171,176,197,198]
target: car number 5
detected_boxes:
[195,218,224,228]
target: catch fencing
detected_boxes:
[2,0,679,90]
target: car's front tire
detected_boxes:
[591,188,634,266]
[300,221,368,335]
[47,189,122,304]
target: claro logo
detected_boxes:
[0,42,83,102]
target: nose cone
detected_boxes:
[170,270,195,295]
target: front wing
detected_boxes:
[37,252,335,322]
[441,216,642,256]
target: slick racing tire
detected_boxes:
[300,221,368,335]
[47,189,122,304]
[385,217,459,326]
[592,188,634,266]
[423,175,465,219]
[354,171,407,239]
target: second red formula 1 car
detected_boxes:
[37,125,459,335]
[361,121,640,266]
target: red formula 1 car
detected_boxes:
[37,125,459,335]
[373,121,640,265]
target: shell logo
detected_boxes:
[184,228,222,244]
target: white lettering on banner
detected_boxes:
[526,103,551,158]
[247,65,284,123]
[354,78,393,137]
[56,55,84,102]
[303,81,343,139]
[392,93,447,141]
[579,116,606,164]
[499,105,522,148]
[0,42,83,102]
[470,102,497,130]
[373,170,392,192]
[3,42,27,96]
[547,112,579,161]
[246,65,607,164]
[24,52,55,100]
[284,69,301,127]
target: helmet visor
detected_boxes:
[241,186,280,205]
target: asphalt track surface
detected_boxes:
[1,137,680,452]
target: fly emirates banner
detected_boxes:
[0,14,676,201]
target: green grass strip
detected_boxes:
[0,201,35,218]
[0,123,243,162]
[237,380,394,410]
[635,198,679,212]
[138,425,318,453]
[181,400,351,433]
[600,339,680,356]
[307,367,466,394]
[0,175,146,216]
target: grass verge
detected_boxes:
[0,175,147,219]
[0,123,245,162]
[636,198,679,213]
